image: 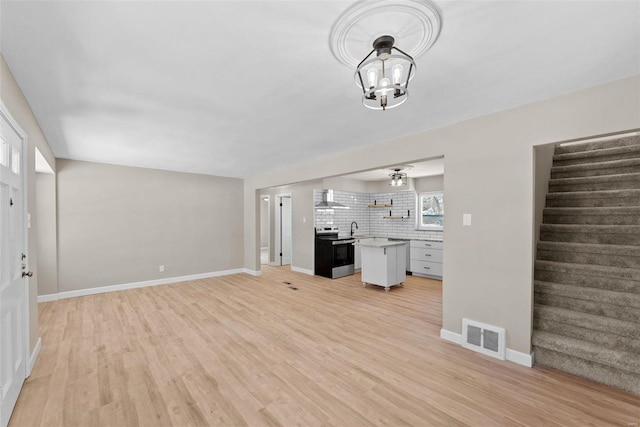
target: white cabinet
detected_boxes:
[410,240,443,279]
[361,243,407,292]
[354,238,374,270]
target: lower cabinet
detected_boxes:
[361,244,407,291]
[410,240,443,279]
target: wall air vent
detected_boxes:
[462,318,506,360]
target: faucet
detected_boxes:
[350,221,359,236]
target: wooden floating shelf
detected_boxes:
[368,199,393,208]
[383,209,411,219]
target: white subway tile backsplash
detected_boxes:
[314,189,444,240]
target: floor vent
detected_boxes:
[462,318,506,360]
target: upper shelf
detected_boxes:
[368,199,393,208]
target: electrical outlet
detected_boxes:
[159,265,164,272]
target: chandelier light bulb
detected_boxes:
[367,68,378,88]
[397,176,403,186]
[392,64,403,85]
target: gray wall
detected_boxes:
[245,76,640,356]
[260,197,269,248]
[415,174,444,193]
[35,173,57,296]
[57,159,244,292]
[1,55,57,353]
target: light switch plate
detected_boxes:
[463,213,472,226]
[159,265,165,272]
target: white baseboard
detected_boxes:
[291,266,314,276]
[440,328,462,344]
[38,293,59,303]
[506,348,534,367]
[38,268,247,302]
[27,337,41,377]
[242,268,262,276]
[269,261,279,267]
[439,328,533,367]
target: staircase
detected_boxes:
[533,134,640,394]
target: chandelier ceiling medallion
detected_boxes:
[329,0,443,111]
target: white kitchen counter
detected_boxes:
[360,241,407,292]
[358,240,408,248]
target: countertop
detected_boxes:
[349,235,443,243]
[357,240,409,248]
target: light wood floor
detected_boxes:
[10,267,640,426]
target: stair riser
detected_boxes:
[534,269,640,293]
[534,293,640,322]
[534,318,640,354]
[533,347,640,394]
[553,149,640,167]
[543,214,640,225]
[537,249,640,269]
[539,230,640,246]
[545,195,640,207]
[554,136,640,155]
[551,164,640,179]
[549,178,640,192]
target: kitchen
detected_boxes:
[259,158,444,288]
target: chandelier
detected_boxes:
[329,0,443,111]
[355,36,415,111]
[389,169,408,186]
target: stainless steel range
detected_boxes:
[314,228,355,279]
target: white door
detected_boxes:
[280,196,292,265]
[0,107,27,427]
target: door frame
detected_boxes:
[274,193,292,266]
[0,100,31,420]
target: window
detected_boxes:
[417,192,444,230]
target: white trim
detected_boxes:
[242,268,262,276]
[291,266,314,276]
[440,328,462,344]
[439,328,534,367]
[506,348,534,367]
[37,294,59,303]
[275,193,292,266]
[27,337,41,377]
[269,261,280,267]
[38,269,247,301]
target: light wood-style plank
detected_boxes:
[10,267,640,426]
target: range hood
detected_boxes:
[315,190,349,209]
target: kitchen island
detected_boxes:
[359,240,407,292]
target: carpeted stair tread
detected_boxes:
[540,224,640,245]
[550,158,640,179]
[534,305,640,340]
[533,331,640,375]
[554,135,640,155]
[533,346,640,394]
[545,188,640,207]
[534,317,640,354]
[535,260,640,293]
[543,206,640,225]
[537,241,640,269]
[534,280,640,309]
[548,172,640,192]
[552,143,640,167]
[535,292,640,323]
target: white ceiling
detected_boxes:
[2,1,639,178]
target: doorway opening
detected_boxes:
[275,194,292,266]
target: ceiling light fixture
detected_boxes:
[389,169,408,186]
[356,36,415,111]
[329,0,443,111]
